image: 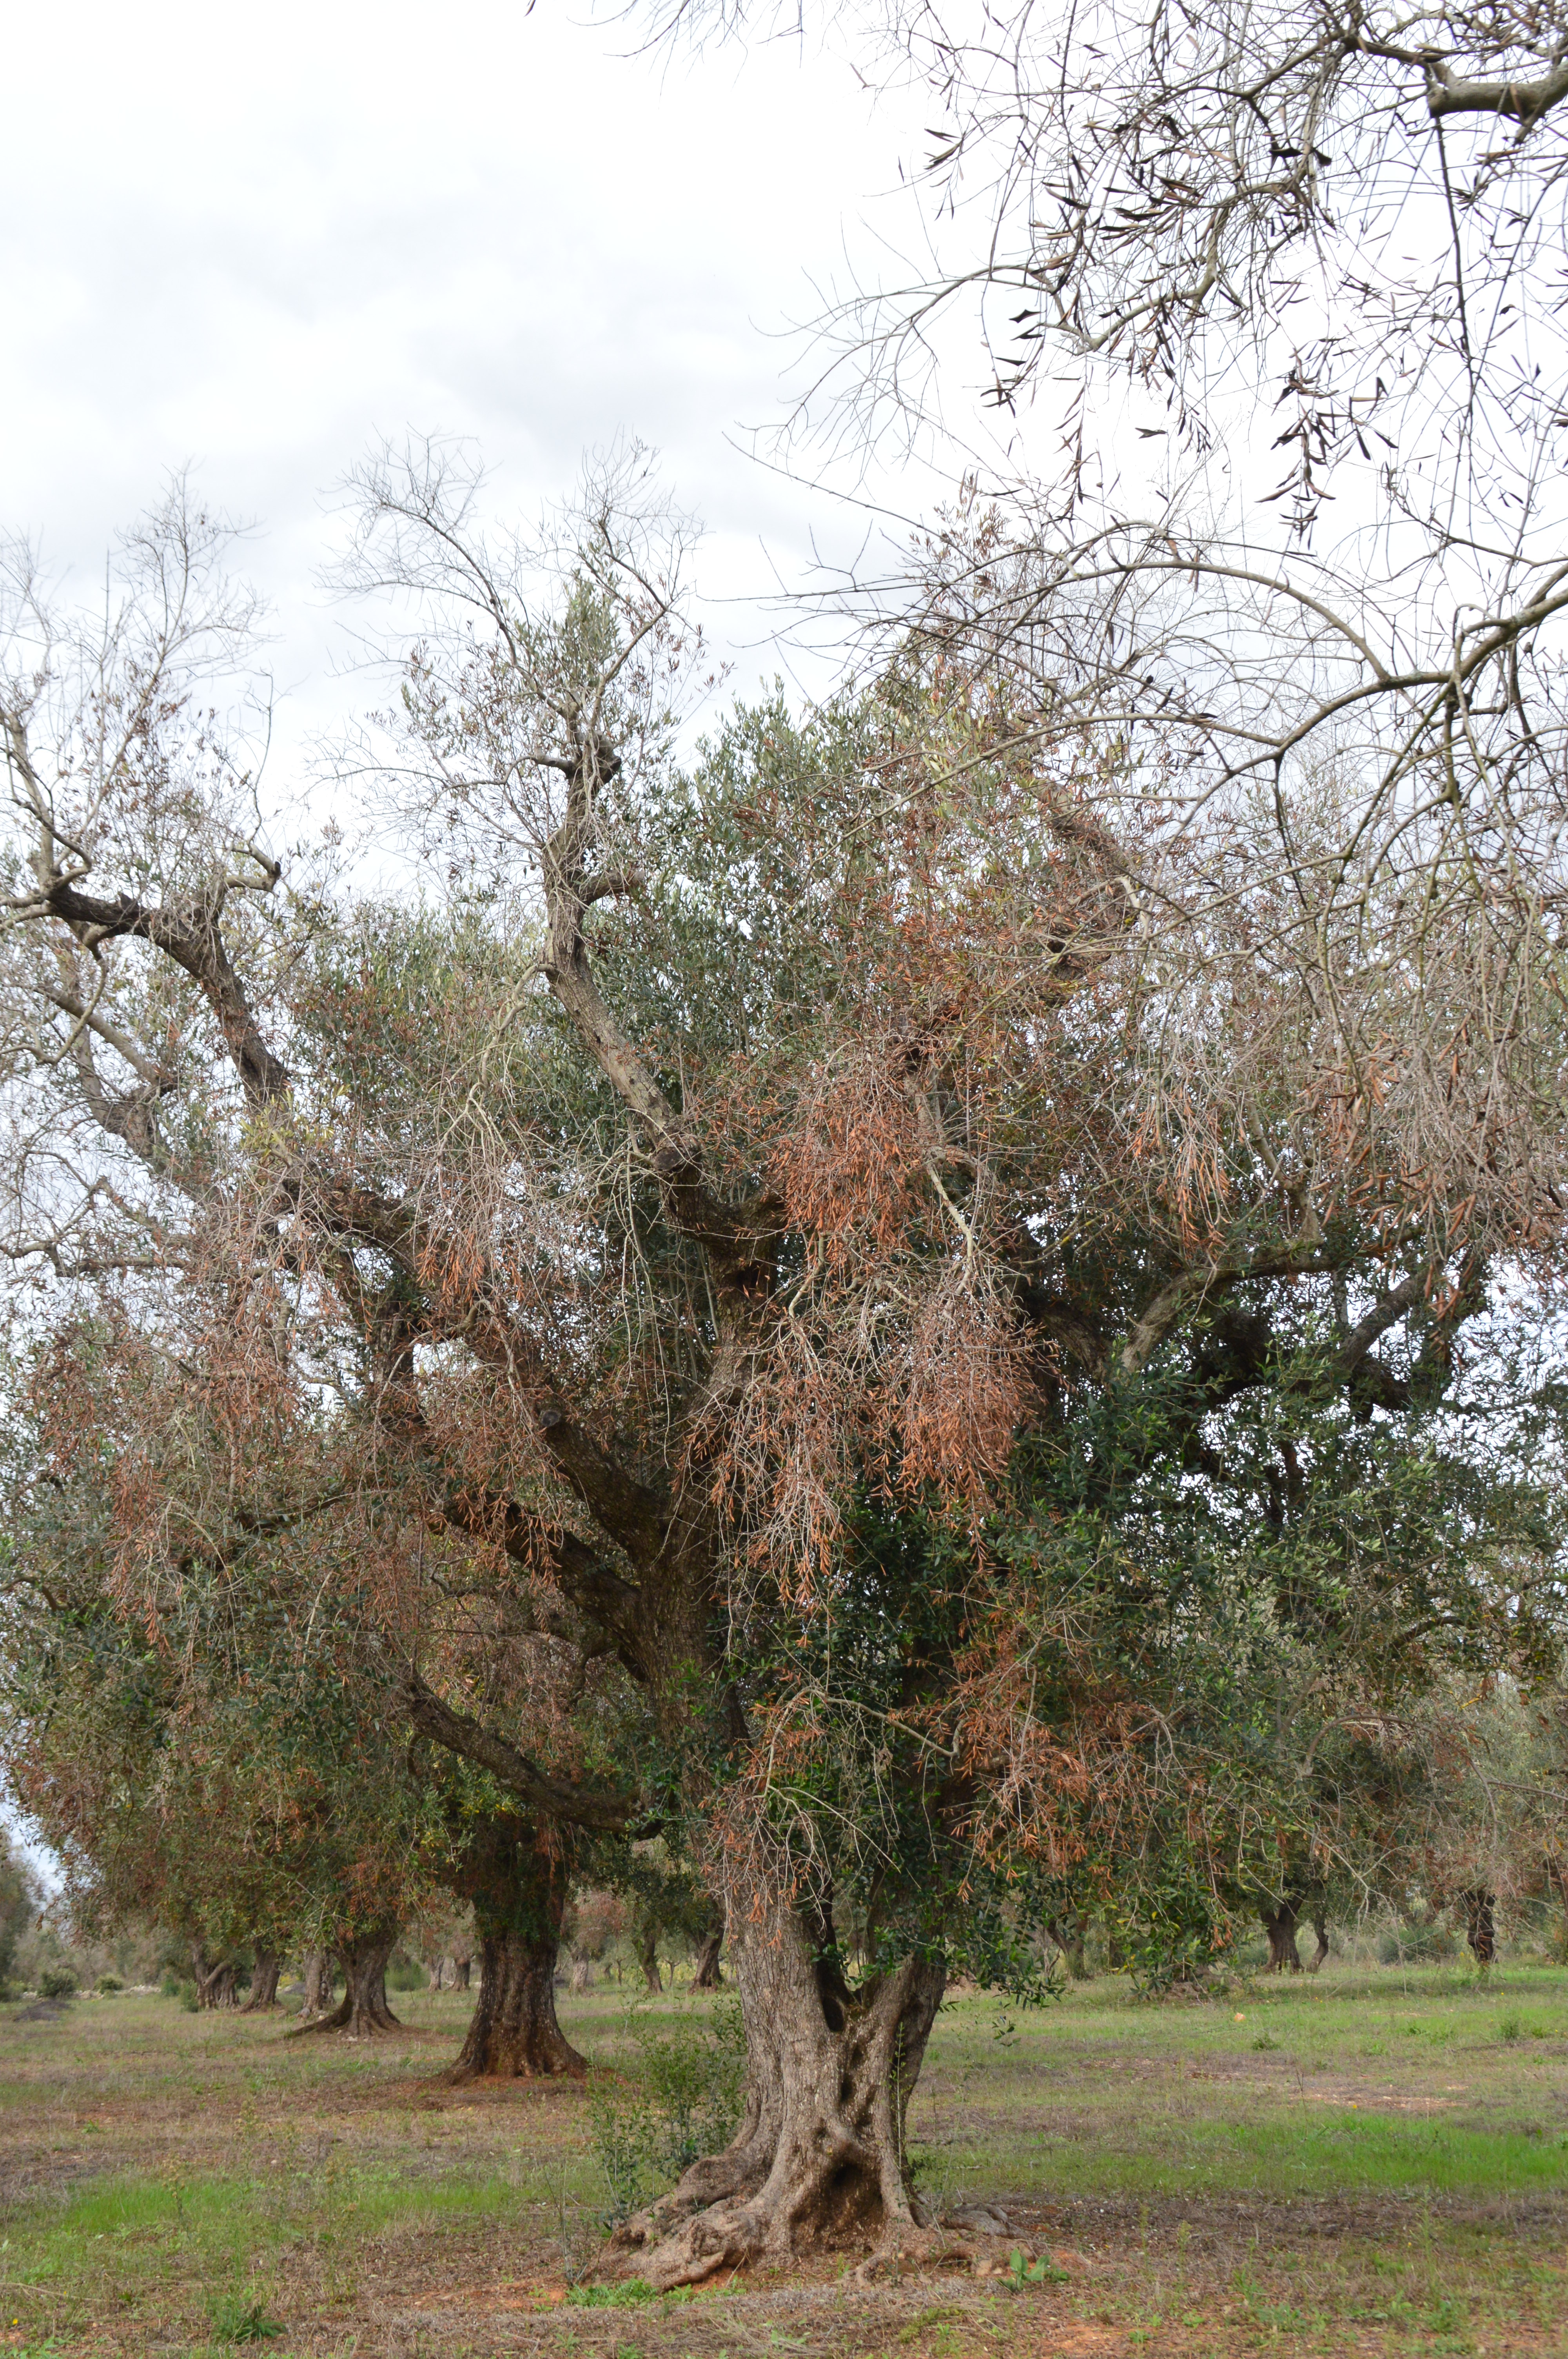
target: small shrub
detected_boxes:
[587,2000,746,2223]
[1376,1922,1457,1965]
[208,2294,283,2344]
[1007,2250,1069,2288]
[564,2281,655,2308]
[38,1968,78,2001]
[1499,2012,1524,2043]
[385,1956,428,1993]
[95,1975,123,1996]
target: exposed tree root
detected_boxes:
[610,1889,945,2292]
[851,2223,976,2283]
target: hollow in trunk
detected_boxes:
[614,1882,945,2290]
[446,1832,583,2083]
[240,1950,281,2012]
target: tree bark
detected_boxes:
[298,1950,334,2018]
[449,1923,585,2082]
[443,1819,584,2082]
[570,1951,595,1991]
[1260,1901,1303,1973]
[191,1944,240,2009]
[239,1950,281,2012]
[1308,1915,1329,1972]
[637,1919,663,1994]
[451,1952,472,1990]
[691,1930,724,1989]
[1461,1887,1497,1964]
[613,1882,945,2290]
[293,1929,399,2038]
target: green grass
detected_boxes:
[15,2162,535,2288]
[964,2108,1568,2199]
[2,1965,1568,2354]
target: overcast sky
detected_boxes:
[0,1,967,776]
[0,0,960,1883]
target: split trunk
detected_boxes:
[1260,1901,1303,1973]
[295,1928,399,2038]
[191,1945,240,2009]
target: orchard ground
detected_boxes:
[2,1961,1567,2359]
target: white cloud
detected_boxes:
[1,0,938,770]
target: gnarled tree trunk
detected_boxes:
[614,1883,945,2290]
[1260,1900,1303,1973]
[637,1919,663,1994]
[450,1951,472,1990]
[691,1930,723,1989]
[1461,1887,1497,1964]
[570,1950,595,1991]
[1308,1915,1329,1972]
[443,1816,583,2082]
[191,1944,240,2009]
[240,1950,281,2011]
[294,1928,399,2038]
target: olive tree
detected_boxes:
[3,436,1566,2285]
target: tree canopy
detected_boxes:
[2,0,1568,2289]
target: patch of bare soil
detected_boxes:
[1002,2186,1568,2249]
